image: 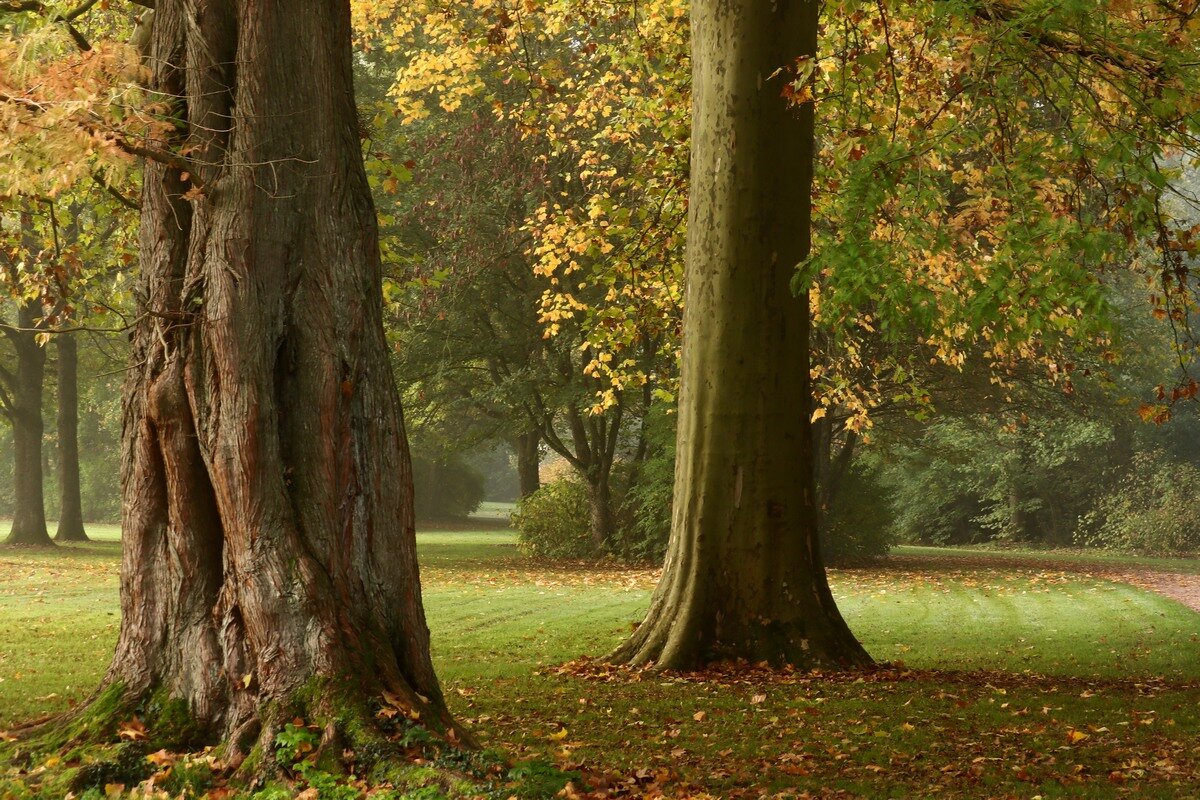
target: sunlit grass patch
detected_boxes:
[2,530,1199,796]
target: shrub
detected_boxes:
[411,454,486,520]
[1077,451,1200,555]
[821,462,896,563]
[511,478,593,558]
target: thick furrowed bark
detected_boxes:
[55,333,88,542]
[611,0,870,671]
[83,0,458,770]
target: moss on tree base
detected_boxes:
[0,681,502,799]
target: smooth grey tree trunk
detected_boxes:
[3,300,51,547]
[613,0,870,669]
[55,332,87,541]
[514,430,540,497]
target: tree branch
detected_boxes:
[0,0,99,50]
[92,172,141,210]
[968,0,1167,81]
[0,93,204,189]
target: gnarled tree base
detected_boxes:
[4,678,472,798]
[611,546,872,671]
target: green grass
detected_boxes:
[3,532,1200,797]
[473,501,516,521]
[893,543,1200,574]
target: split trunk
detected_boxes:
[92,0,451,761]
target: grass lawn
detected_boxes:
[892,544,1200,575]
[2,530,1199,797]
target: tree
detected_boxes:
[54,330,86,541]
[0,296,51,547]
[612,0,871,669]
[0,0,459,761]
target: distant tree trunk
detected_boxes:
[585,467,614,550]
[514,430,540,497]
[81,0,457,764]
[813,415,858,524]
[55,332,87,542]
[3,300,51,547]
[613,0,870,669]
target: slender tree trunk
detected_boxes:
[55,332,87,541]
[83,0,456,764]
[514,430,540,497]
[612,0,870,670]
[4,301,51,547]
[586,469,613,551]
[819,429,858,519]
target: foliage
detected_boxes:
[821,462,896,563]
[0,26,149,198]
[511,478,593,559]
[1079,450,1200,555]
[273,721,321,767]
[411,452,486,521]
[882,413,1120,545]
[374,0,1200,432]
[613,416,676,564]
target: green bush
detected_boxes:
[411,453,486,520]
[511,478,593,559]
[821,462,896,563]
[1077,451,1200,555]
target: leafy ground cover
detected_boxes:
[2,530,1199,797]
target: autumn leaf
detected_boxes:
[117,718,147,741]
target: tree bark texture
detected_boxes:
[96,0,450,760]
[586,468,614,551]
[514,430,540,497]
[4,301,51,547]
[612,0,870,670]
[55,332,88,542]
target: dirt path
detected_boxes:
[1102,568,1200,613]
[884,553,1200,613]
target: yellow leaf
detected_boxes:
[810,407,827,422]
[117,718,147,741]
[693,711,706,722]
[547,727,569,741]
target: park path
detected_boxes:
[1102,568,1200,613]
[886,552,1200,613]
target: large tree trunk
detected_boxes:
[88,0,453,763]
[55,332,87,542]
[4,301,51,547]
[613,0,870,670]
[514,430,540,497]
